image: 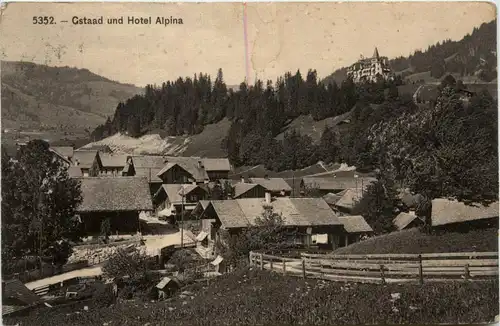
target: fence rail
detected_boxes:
[249,251,498,284]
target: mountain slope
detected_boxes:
[1,61,143,132]
[323,19,497,85]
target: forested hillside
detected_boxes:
[324,19,497,85]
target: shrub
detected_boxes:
[102,247,149,280]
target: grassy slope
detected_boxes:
[1,61,143,132]
[334,227,499,255]
[8,268,498,325]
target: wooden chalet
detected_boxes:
[72,150,102,177]
[194,194,345,250]
[99,153,128,177]
[248,177,292,197]
[75,176,153,234]
[152,184,209,220]
[301,176,377,196]
[232,183,267,199]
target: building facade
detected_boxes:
[347,48,394,83]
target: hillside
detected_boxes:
[333,227,499,255]
[81,118,231,157]
[7,268,498,325]
[1,61,143,132]
[323,19,497,85]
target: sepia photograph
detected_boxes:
[0,1,498,325]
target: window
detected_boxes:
[190,195,198,202]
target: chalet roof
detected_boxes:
[3,279,41,306]
[233,183,262,199]
[302,177,377,191]
[67,166,83,178]
[156,184,207,205]
[431,199,499,226]
[156,163,189,178]
[393,212,419,230]
[334,188,364,210]
[322,191,347,205]
[100,154,127,168]
[73,150,98,169]
[163,156,209,182]
[76,177,153,212]
[201,158,231,172]
[134,167,164,183]
[130,155,169,169]
[284,178,303,197]
[249,178,292,193]
[50,146,74,159]
[338,215,373,233]
[207,197,341,229]
[398,189,425,209]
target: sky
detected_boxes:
[0,2,496,87]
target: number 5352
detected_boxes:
[33,16,55,25]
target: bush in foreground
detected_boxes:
[7,268,498,325]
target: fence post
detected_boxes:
[464,264,470,281]
[302,259,306,279]
[282,258,286,276]
[380,264,386,284]
[418,254,424,285]
[260,253,264,270]
[270,257,273,271]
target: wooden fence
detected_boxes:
[249,251,498,284]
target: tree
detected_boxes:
[430,59,446,78]
[352,176,399,234]
[1,140,83,274]
[318,125,339,163]
[369,86,498,205]
[215,207,294,266]
[102,247,149,280]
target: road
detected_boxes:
[25,266,103,290]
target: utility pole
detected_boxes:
[181,186,184,248]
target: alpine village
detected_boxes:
[1,17,499,326]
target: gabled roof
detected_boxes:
[431,199,499,226]
[156,162,193,180]
[129,155,168,169]
[67,166,83,178]
[156,184,207,205]
[233,183,264,199]
[323,191,347,205]
[100,154,127,168]
[50,146,74,159]
[73,150,99,169]
[338,215,373,233]
[393,212,419,230]
[302,177,377,191]
[334,188,364,210]
[76,177,153,212]
[201,158,231,172]
[249,178,292,193]
[207,197,341,229]
[163,156,209,182]
[134,167,164,183]
[2,279,41,306]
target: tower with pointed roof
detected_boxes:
[346,47,394,83]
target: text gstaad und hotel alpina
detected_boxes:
[32,15,184,26]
